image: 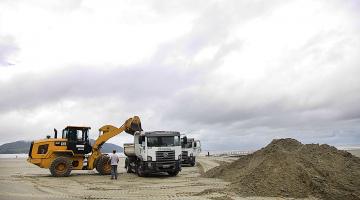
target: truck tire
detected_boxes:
[125,158,132,173]
[96,155,111,175]
[136,164,146,177]
[190,157,196,166]
[50,157,72,177]
[168,170,179,176]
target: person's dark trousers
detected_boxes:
[111,165,118,179]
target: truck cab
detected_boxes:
[181,136,201,166]
[124,131,182,176]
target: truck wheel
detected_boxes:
[96,155,111,175]
[168,171,179,176]
[126,165,132,173]
[190,157,196,166]
[125,158,132,173]
[136,164,145,177]
[50,157,72,177]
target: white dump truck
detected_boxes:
[181,136,201,166]
[124,131,182,176]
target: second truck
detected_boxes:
[181,136,201,166]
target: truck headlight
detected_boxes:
[190,153,193,157]
[147,156,152,161]
[178,155,182,160]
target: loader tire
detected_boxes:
[94,157,100,172]
[96,155,111,175]
[50,157,72,177]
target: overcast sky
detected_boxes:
[0,0,359,151]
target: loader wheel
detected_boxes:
[94,157,100,172]
[50,157,72,177]
[96,155,111,175]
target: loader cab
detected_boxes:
[62,126,92,154]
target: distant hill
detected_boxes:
[0,140,123,154]
[0,141,30,154]
[89,139,123,153]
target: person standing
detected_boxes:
[110,150,119,180]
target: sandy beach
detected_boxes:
[0,156,322,200]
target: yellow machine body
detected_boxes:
[27,116,142,177]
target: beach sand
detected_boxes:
[0,156,322,200]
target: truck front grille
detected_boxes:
[156,151,175,162]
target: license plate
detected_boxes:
[162,164,170,168]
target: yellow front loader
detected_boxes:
[27,116,142,177]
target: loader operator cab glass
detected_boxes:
[147,136,180,147]
[62,127,90,142]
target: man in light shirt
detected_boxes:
[110,150,119,180]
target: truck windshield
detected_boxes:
[147,136,180,147]
[184,143,192,148]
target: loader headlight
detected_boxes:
[147,156,152,161]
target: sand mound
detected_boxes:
[204,138,360,200]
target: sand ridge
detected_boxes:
[204,138,360,200]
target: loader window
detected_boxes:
[62,130,68,139]
[37,144,49,154]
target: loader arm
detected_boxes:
[87,116,142,170]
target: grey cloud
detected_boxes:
[1,0,360,150]
[0,36,18,66]
[0,64,200,113]
[152,0,284,67]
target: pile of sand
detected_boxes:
[204,138,360,200]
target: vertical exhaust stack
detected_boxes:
[54,128,58,138]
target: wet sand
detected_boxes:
[0,157,319,200]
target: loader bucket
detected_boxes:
[125,116,143,135]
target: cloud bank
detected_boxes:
[0,0,359,150]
